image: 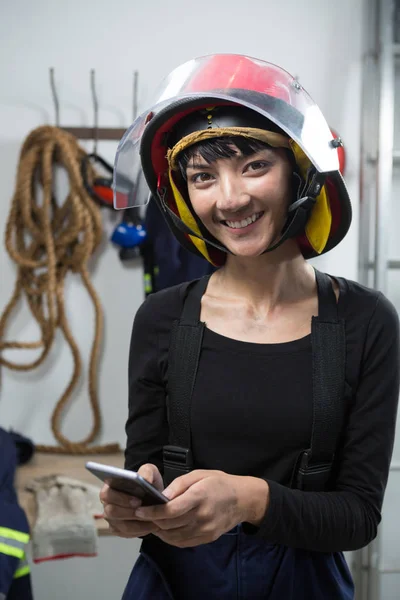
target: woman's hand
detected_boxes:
[99,463,163,538]
[133,470,270,548]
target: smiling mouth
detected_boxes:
[222,211,264,230]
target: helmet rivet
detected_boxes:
[205,107,214,129]
[292,80,301,92]
[330,137,343,149]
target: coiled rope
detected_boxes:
[0,125,120,454]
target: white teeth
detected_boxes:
[225,212,261,229]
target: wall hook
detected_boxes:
[48,67,137,141]
[49,67,60,126]
[90,68,99,154]
[133,70,139,121]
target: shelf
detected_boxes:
[61,126,126,141]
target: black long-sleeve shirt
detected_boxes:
[125,276,399,553]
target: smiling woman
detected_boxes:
[181,137,293,258]
[103,54,400,600]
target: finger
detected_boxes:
[137,463,158,484]
[100,484,142,509]
[137,463,164,493]
[103,503,140,521]
[105,518,160,538]
[107,521,141,538]
[108,523,157,538]
[108,526,146,539]
[106,517,157,533]
[163,470,214,500]
[133,469,217,521]
[135,485,202,522]
[153,507,199,531]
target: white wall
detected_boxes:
[0,1,367,598]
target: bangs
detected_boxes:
[177,136,272,180]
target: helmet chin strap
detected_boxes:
[263,168,325,254]
[157,185,230,255]
[157,167,325,259]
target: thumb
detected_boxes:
[163,469,210,500]
[137,463,157,484]
[137,463,164,492]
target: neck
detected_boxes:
[214,240,316,309]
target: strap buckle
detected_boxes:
[163,445,193,486]
[294,450,333,491]
[287,195,316,214]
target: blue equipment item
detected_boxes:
[0,428,34,599]
[111,208,147,249]
[111,207,155,294]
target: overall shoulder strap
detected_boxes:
[164,271,346,491]
[294,269,346,491]
[163,276,209,486]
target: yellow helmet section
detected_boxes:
[289,141,332,254]
[168,170,216,264]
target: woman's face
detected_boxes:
[186,144,293,258]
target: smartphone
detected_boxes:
[85,461,169,506]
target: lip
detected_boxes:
[221,212,264,235]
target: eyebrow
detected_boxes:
[186,148,276,171]
[186,162,213,171]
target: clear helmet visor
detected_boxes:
[113,54,339,208]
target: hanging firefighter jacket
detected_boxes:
[144,196,215,293]
[0,428,33,600]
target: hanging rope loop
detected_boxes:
[0,125,120,454]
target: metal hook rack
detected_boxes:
[49,67,139,141]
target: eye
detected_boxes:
[245,160,271,173]
[190,172,214,184]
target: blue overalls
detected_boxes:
[122,526,354,599]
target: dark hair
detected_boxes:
[176,136,275,181]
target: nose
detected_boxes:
[215,172,251,214]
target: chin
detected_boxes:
[224,242,270,258]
